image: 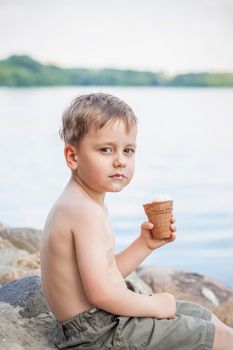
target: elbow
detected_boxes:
[87,285,113,309]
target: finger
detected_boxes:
[166,232,176,243]
[170,224,176,232]
[141,221,154,229]
[170,232,176,240]
[170,216,176,224]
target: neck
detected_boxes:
[70,173,105,206]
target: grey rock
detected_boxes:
[0,302,56,350]
[0,342,24,350]
[0,275,50,318]
[137,265,233,327]
[0,228,42,253]
[126,271,153,295]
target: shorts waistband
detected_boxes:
[56,306,99,325]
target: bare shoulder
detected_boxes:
[43,198,72,237]
[43,186,106,242]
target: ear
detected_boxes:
[64,144,78,170]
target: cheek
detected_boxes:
[79,158,107,180]
[128,160,135,176]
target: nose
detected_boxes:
[113,154,127,168]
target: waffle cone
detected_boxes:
[143,200,173,239]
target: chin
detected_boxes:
[110,182,127,192]
[110,188,123,193]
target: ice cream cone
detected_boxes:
[143,199,173,239]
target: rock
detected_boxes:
[137,265,176,291]
[0,272,151,349]
[214,299,233,326]
[126,271,153,295]
[137,265,233,327]
[0,342,24,350]
[0,222,6,230]
[0,275,50,318]
[201,287,219,306]
[0,227,42,254]
[0,236,40,286]
[16,253,40,269]
[0,302,56,350]
[0,224,233,346]
[0,267,41,286]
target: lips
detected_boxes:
[109,173,126,180]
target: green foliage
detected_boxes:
[68,68,160,86]
[0,55,232,87]
[166,72,233,87]
[0,55,71,86]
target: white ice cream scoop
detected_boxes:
[152,194,172,202]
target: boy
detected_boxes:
[40,93,233,349]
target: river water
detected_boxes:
[0,86,233,287]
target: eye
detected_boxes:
[100,147,112,153]
[124,148,135,155]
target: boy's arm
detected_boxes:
[73,208,176,319]
[115,220,176,278]
[115,236,152,278]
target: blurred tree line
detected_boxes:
[0,55,232,87]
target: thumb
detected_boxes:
[141,221,154,230]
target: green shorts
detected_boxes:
[53,287,215,349]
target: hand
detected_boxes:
[151,292,176,319]
[140,214,176,251]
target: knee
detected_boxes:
[212,323,233,350]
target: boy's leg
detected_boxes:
[54,305,215,350]
[176,300,212,320]
[53,299,232,350]
[177,300,233,350]
[118,312,215,349]
[211,314,233,350]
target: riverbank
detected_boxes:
[1,55,233,87]
[0,224,233,349]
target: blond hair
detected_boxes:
[59,93,137,147]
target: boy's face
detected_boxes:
[74,119,137,195]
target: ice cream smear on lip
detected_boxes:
[110,175,127,191]
[111,183,122,191]
[152,194,172,202]
[111,180,126,191]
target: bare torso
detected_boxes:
[40,181,126,321]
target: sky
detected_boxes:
[0,0,233,74]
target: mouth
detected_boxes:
[109,173,126,180]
